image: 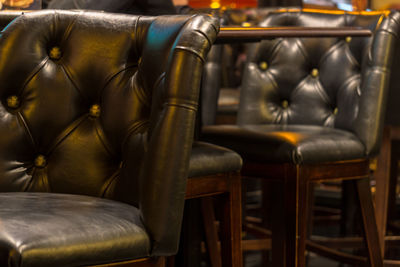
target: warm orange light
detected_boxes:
[2,0,33,8]
[273,132,303,145]
[188,0,257,9]
[352,0,367,11]
[210,0,220,9]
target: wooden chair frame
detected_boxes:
[374,125,400,265]
[184,171,242,267]
[241,159,383,267]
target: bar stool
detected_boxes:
[203,9,400,267]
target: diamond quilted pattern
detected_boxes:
[47,118,119,196]
[0,11,148,203]
[319,40,360,101]
[21,62,87,151]
[238,10,399,156]
[242,13,383,127]
[0,10,219,261]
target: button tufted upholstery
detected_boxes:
[0,10,218,266]
[205,10,400,163]
[202,9,400,267]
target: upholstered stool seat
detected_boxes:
[0,193,150,267]
[203,124,365,164]
[189,141,242,177]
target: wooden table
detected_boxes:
[215,26,371,44]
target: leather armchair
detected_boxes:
[0,10,243,267]
[203,9,400,266]
[0,10,218,267]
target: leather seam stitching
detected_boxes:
[17,57,48,96]
[164,101,198,112]
[174,46,205,63]
[95,120,116,158]
[46,114,88,155]
[17,112,36,151]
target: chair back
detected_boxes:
[0,10,218,254]
[238,9,400,155]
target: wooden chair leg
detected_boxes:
[355,178,384,267]
[271,165,310,267]
[271,176,286,267]
[218,172,242,267]
[298,169,313,267]
[375,126,392,254]
[305,183,315,266]
[387,141,400,231]
[261,179,273,265]
[175,199,203,267]
[201,197,222,267]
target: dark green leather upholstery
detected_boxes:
[0,10,218,266]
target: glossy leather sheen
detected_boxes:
[203,124,364,164]
[204,10,400,164]
[189,141,242,177]
[201,44,223,125]
[0,193,150,267]
[238,10,400,156]
[0,10,218,266]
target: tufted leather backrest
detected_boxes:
[238,9,400,156]
[0,10,218,254]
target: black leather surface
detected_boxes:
[385,26,400,125]
[201,45,223,126]
[236,10,400,157]
[203,9,400,165]
[189,141,242,177]
[203,124,364,164]
[0,10,218,265]
[0,193,150,267]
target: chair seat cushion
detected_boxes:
[189,141,243,178]
[0,193,151,267]
[202,124,365,164]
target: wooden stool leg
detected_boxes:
[387,141,400,231]
[271,165,310,267]
[298,169,312,267]
[305,183,315,266]
[375,126,392,254]
[271,178,286,267]
[175,199,203,267]
[261,179,274,265]
[218,172,242,267]
[201,197,222,267]
[355,178,383,267]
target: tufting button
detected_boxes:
[333,107,338,115]
[282,100,289,109]
[89,104,101,117]
[259,61,268,71]
[345,36,352,43]
[34,155,46,168]
[49,47,62,60]
[311,68,319,78]
[6,95,19,109]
